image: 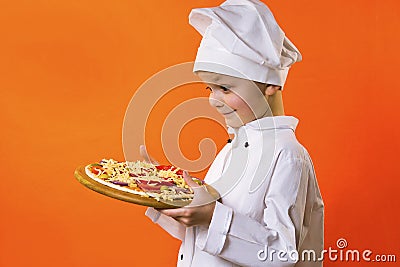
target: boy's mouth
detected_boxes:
[221,110,236,116]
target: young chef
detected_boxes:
[144,0,324,266]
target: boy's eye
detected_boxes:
[219,85,230,92]
[205,85,230,93]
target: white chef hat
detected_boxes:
[189,0,302,87]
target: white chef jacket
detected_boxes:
[146,116,324,267]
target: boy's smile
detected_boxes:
[197,71,271,128]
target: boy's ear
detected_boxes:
[264,84,281,96]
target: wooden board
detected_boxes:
[74,166,220,209]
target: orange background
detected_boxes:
[1,0,399,266]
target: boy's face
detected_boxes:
[197,71,270,128]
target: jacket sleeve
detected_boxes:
[195,154,312,267]
[145,207,186,241]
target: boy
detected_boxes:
[144,0,324,266]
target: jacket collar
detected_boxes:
[228,115,299,134]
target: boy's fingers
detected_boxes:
[139,145,159,164]
[183,171,200,188]
[182,171,216,207]
[139,145,150,161]
[158,208,183,217]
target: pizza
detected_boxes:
[85,159,202,202]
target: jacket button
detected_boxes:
[180,254,183,260]
[244,142,249,148]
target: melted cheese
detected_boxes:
[88,159,193,201]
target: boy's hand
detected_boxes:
[139,145,159,165]
[157,171,216,227]
[139,146,217,226]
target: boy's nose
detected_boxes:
[209,94,224,108]
[209,89,224,108]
